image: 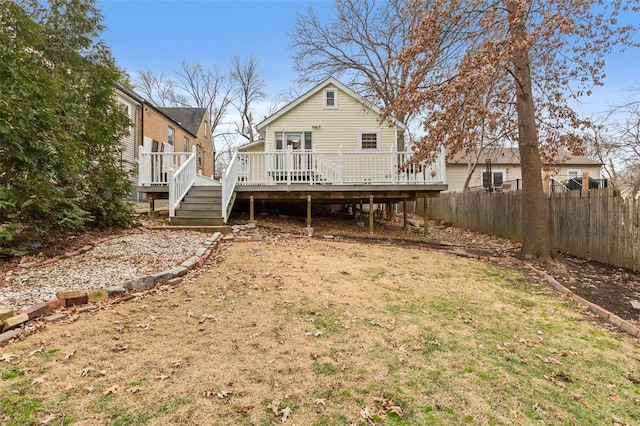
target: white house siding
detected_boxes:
[264,84,396,153]
[116,93,138,176]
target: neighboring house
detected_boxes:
[446,147,603,192]
[115,83,215,198]
[115,83,144,182]
[157,107,214,178]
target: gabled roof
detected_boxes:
[447,147,602,166]
[256,77,406,131]
[159,107,207,136]
[116,82,145,104]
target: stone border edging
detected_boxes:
[0,232,222,345]
[525,264,640,338]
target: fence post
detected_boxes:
[543,173,550,194]
[581,172,589,197]
[369,195,374,235]
[250,195,255,222]
[307,195,312,228]
[423,196,429,236]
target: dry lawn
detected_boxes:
[2,236,640,425]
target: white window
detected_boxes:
[481,169,505,189]
[183,136,189,152]
[203,121,208,137]
[323,89,337,109]
[567,169,581,180]
[275,132,313,150]
[359,130,380,151]
[168,126,175,145]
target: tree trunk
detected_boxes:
[508,0,552,260]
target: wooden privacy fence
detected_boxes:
[417,188,639,272]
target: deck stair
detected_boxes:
[170,185,224,226]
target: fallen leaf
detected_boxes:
[64,351,76,360]
[111,344,129,352]
[314,398,326,406]
[170,359,182,368]
[217,390,231,398]
[126,385,144,394]
[1,353,17,362]
[79,367,94,377]
[268,400,280,415]
[29,348,44,357]
[360,406,374,424]
[62,331,71,337]
[38,413,60,424]
[32,376,45,385]
[103,385,119,395]
[186,310,195,317]
[236,405,253,415]
[280,406,292,423]
[156,374,169,381]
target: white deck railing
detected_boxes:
[234,147,446,186]
[221,151,241,223]
[137,146,192,186]
[168,147,197,217]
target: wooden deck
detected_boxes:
[234,183,448,202]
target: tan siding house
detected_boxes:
[257,80,398,153]
[446,148,603,192]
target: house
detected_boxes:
[136,77,447,227]
[115,83,215,200]
[445,147,604,192]
[115,83,144,185]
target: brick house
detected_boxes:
[115,83,215,194]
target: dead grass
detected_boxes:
[2,237,639,425]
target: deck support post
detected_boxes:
[423,196,429,236]
[306,195,312,228]
[369,195,374,235]
[249,195,255,222]
[403,201,407,229]
[149,198,155,217]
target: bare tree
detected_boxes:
[135,70,179,107]
[174,60,233,135]
[230,54,265,142]
[389,0,636,260]
[589,92,640,198]
[291,0,441,149]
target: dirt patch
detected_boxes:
[2,231,640,425]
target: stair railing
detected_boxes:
[221,151,240,223]
[169,146,197,217]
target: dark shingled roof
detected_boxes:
[158,107,207,136]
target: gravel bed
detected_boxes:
[0,230,211,311]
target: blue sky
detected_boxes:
[99,0,333,100]
[98,0,639,118]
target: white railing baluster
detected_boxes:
[225,149,444,187]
